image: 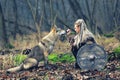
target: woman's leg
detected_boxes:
[71,50,80,69]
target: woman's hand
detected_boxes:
[66,29,71,35]
[67,29,75,46]
[68,37,74,45]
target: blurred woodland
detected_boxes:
[0,0,120,79]
[0,0,120,49]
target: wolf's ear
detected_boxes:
[51,25,57,32]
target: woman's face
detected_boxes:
[74,24,80,33]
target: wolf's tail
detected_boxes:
[6,64,23,73]
[6,58,38,73]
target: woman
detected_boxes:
[67,19,96,69]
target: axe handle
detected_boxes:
[57,17,75,33]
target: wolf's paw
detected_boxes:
[45,64,50,70]
[6,70,13,75]
[6,70,10,74]
[45,64,57,70]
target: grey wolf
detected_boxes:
[6,25,66,73]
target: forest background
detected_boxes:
[0,0,120,79]
[0,0,120,49]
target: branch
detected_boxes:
[57,17,75,32]
[4,19,36,32]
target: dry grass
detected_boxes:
[10,32,119,53]
[0,32,71,70]
[7,33,120,55]
[9,32,71,54]
[9,33,39,50]
[1,33,120,70]
[0,54,14,70]
[95,36,120,51]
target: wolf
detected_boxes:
[6,25,66,73]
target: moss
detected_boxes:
[104,33,114,38]
[48,53,75,63]
[48,53,59,63]
[13,54,27,66]
[113,46,120,59]
[13,53,75,66]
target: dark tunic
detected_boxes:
[69,36,96,59]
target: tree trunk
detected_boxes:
[0,3,7,49]
[13,0,18,39]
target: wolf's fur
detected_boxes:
[6,26,66,73]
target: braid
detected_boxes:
[73,19,96,47]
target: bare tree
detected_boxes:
[85,0,97,34]
[68,0,88,20]
[113,0,119,28]
[41,0,51,29]
[26,0,43,41]
[0,2,8,49]
[13,0,19,39]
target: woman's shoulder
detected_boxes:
[84,34,96,43]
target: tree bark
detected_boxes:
[13,0,19,39]
[0,2,7,49]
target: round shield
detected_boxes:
[77,43,107,71]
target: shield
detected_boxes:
[77,43,107,71]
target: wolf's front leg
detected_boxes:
[44,51,49,69]
[23,58,38,70]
